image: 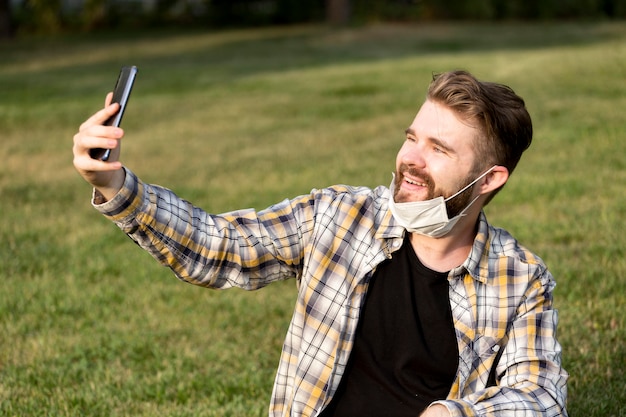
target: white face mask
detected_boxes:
[388,166,495,238]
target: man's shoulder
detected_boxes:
[471,213,550,284]
[318,183,389,197]
[485,223,545,268]
[299,184,394,230]
[308,184,391,207]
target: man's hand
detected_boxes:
[72,93,126,201]
[420,404,451,417]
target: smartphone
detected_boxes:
[89,66,138,161]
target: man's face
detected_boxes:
[394,100,482,216]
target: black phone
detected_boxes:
[89,66,138,161]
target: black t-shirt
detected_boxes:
[320,236,458,416]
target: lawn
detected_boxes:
[1,21,625,416]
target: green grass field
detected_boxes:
[1,22,625,416]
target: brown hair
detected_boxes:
[427,70,533,201]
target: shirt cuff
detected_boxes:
[91,167,145,223]
[429,399,477,417]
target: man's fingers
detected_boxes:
[79,102,120,131]
[77,155,123,172]
[74,126,123,151]
[72,94,125,194]
[78,135,119,154]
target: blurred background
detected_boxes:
[2,0,626,37]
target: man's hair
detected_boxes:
[427,70,533,202]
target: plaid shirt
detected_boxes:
[95,168,568,417]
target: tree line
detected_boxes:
[1,0,624,38]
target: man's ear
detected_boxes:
[479,165,509,195]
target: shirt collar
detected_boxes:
[375,188,406,241]
[449,211,491,283]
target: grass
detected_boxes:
[1,21,625,416]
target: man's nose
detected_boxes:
[400,144,426,168]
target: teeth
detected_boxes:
[405,178,426,187]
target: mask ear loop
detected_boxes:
[444,165,496,203]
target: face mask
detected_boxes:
[388,166,495,238]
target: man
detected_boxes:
[73,70,568,416]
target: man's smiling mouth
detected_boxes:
[404,177,427,187]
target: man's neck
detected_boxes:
[408,217,478,273]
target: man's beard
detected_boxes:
[394,163,480,218]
